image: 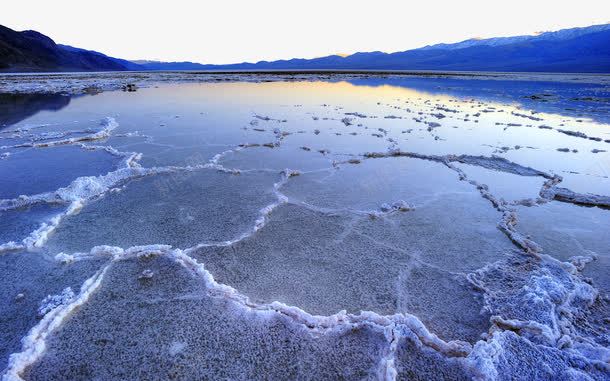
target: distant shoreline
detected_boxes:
[1,71,609,95]
[2,69,609,76]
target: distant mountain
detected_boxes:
[130,60,209,71]
[58,45,143,71]
[0,24,134,72]
[2,23,609,73]
[201,24,610,73]
[418,24,610,51]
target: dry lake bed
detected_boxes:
[1,72,609,380]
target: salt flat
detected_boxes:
[1,73,609,380]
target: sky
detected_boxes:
[3,1,608,64]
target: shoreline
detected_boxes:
[1,70,610,95]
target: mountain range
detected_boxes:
[1,23,609,73]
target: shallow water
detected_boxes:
[1,76,609,380]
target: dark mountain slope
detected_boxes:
[0,25,132,72]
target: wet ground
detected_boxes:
[1,74,609,380]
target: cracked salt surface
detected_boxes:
[453,163,546,203]
[0,251,107,371]
[515,202,610,296]
[219,145,334,172]
[192,200,501,343]
[0,204,65,251]
[1,76,609,380]
[23,255,389,381]
[44,169,279,252]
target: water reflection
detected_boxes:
[342,77,610,124]
[0,93,71,128]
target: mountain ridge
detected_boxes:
[417,23,610,51]
[1,23,609,73]
[0,25,131,72]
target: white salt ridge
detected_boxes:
[453,155,552,178]
[169,248,473,376]
[0,122,84,143]
[208,139,309,242]
[81,144,142,169]
[0,165,174,212]
[569,255,598,272]
[2,265,110,381]
[0,121,83,135]
[362,150,553,179]
[0,168,169,250]
[377,326,399,381]
[0,207,70,254]
[201,141,291,175]
[2,177,606,380]
[65,244,172,263]
[10,117,119,148]
[120,245,610,379]
[468,329,610,381]
[2,243,180,380]
[467,251,609,369]
[36,288,75,317]
[426,155,546,254]
[497,211,542,254]
[1,128,300,258]
[0,241,24,253]
[21,213,64,250]
[363,148,606,257]
[54,252,75,264]
[0,117,187,254]
[379,200,414,213]
[276,183,421,220]
[8,243,604,381]
[188,169,298,251]
[491,315,559,345]
[0,117,142,209]
[448,157,544,253]
[10,243,473,381]
[260,168,298,214]
[541,186,610,208]
[198,118,605,361]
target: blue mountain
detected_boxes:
[199,24,610,73]
[1,23,609,73]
